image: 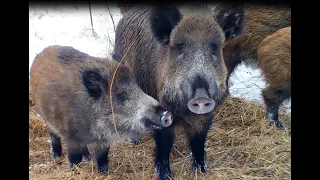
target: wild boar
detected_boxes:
[113,5,233,179]
[257,27,291,128]
[213,3,291,128]
[30,45,173,174]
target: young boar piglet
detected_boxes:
[30,45,173,174]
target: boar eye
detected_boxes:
[175,42,184,54]
[117,92,130,103]
[209,42,218,54]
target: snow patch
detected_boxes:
[29,163,51,169]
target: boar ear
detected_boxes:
[112,52,125,64]
[82,69,108,100]
[150,5,182,45]
[214,4,244,40]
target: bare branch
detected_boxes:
[106,2,116,32]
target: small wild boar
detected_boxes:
[213,3,291,128]
[257,27,291,128]
[113,5,234,180]
[30,45,173,174]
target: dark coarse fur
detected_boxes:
[258,27,291,128]
[213,3,291,128]
[117,2,132,15]
[30,45,170,174]
[113,4,232,180]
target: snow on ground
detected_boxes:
[29,4,291,115]
[29,4,121,72]
[29,162,51,169]
[229,64,291,115]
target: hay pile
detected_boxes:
[29,92,291,179]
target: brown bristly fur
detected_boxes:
[30,45,133,138]
[258,27,291,90]
[215,4,291,74]
[213,3,291,128]
[30,45,171,174]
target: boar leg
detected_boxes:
[262,86,290,129]
[153,126,175,180]
[81,146,91,162]
[66,142,90,169]
[94,146,110,174]
[187,119,212,173]
[48,130,62,158]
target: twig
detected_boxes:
[129,158,138,179]
[109,40,136,141]
[88,1,95,34]
[106,1,116,32]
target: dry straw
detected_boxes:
[30,86,291,180]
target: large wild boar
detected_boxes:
[30,45,173,174]
[113,5,234,180]
[213,3,291,128]
[257,27,291,128]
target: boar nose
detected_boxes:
[155,106,173,127]
[187,88,216,114]
[187,97,215,114]
[160,110,173,127]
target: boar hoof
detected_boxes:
[155,160,172,180]
[52,152,62,159]
[67,162,81,172]
[275,121,284,129]
[192,158,208,173]
[269,120,284,129]
[97,164,108,174]
[50,147,62,159]
[129,138,141,145]
[82,155,91,162]
[82,149,91,162]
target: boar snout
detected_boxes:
[187,88,216,114]
[160,110,173,127]
[155,106,173,128]
[144,106,173,130]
